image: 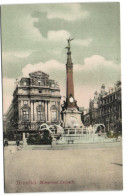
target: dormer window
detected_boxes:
[38,80,44,86]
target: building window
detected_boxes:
[23,100,28,105]
[38,101,42,105]
[52,101,56,106]
[38,81,44,86]
[38,101,44,106]
[39,90,42,93]
[23,110,29,120]
[38,81,41,86]
[51,83,55,87]
[51,111,57,122]
[37,111,44,121]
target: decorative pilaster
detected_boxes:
[48,101,51,122]
[34,101,37,121]
[45,101,47,122]
[18,100,21,121]
[33,101,35,121]
[47,101,49,121]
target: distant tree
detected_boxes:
[115,80,121,88]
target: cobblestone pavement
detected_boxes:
[4,142,123,193]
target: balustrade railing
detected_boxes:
[64,128,92,135]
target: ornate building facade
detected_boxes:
[5,71,61,135]
[84,81,122,133]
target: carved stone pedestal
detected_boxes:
[62,108,84,128]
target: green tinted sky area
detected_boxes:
[1,3,121,112]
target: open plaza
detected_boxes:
[4,142,123,193]
[3,38,123,193]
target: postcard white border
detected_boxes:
[0,0,126,195]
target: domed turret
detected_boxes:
[101,84,107,96]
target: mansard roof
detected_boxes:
[29,71,49,78]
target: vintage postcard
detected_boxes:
[1,2,122,193]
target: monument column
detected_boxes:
[61,39,84,128]
[66,38,76,109]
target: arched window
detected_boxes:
[51,111,57,122]
[38,111,44,121]
[50,104,57,122]
[22,110,29,120]
[37,105,45,121]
